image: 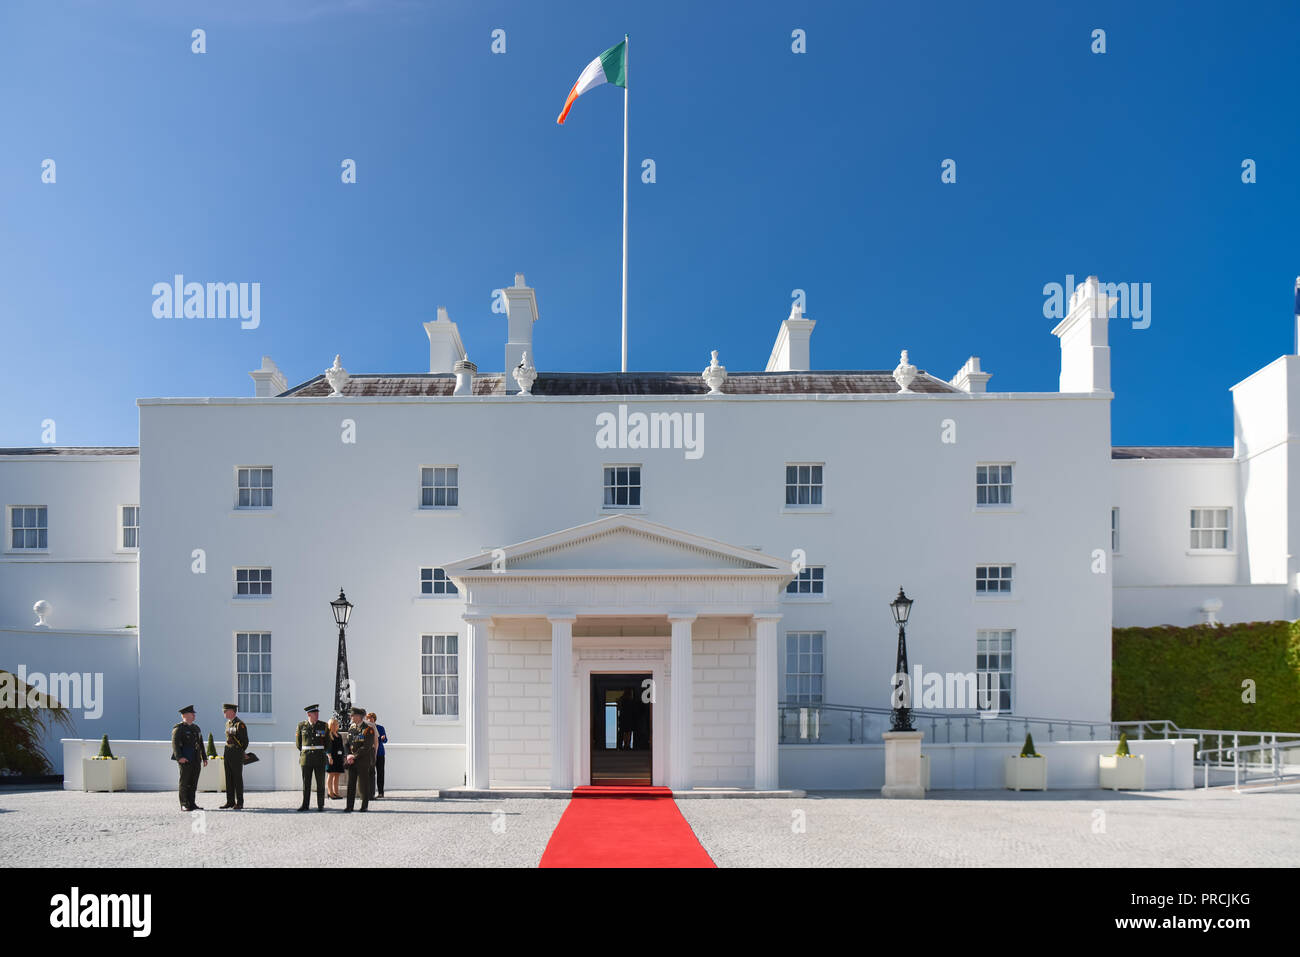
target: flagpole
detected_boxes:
[621,34,629,373]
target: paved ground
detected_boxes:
[1,786,1297,867]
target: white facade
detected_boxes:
[1,273,1295,784]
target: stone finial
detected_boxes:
[789,301,803,321]
[435,306,450,323]
[33,599,51,627]
[702,350,728,395]
[325,354,350,396]
[892,350,918,393]
[513,351,537,396]
[514,273,526,288]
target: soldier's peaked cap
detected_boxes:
[223,703,238,711]
[178,705,195,714]
[350,706,366,716]
[304,704,320,712]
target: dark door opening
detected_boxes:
[590,673,652,785]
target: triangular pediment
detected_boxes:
[443,515,789,577]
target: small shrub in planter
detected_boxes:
[1005,732,1047,791]
[1099,732,1145,790]
[83,735,126,792]
[198,733,225,792]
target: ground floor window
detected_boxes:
[236,631,272,714]
[421,634,459,716]
[784,631,824,704]
[976,630,1013,712]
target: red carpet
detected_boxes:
[539,787,716,868]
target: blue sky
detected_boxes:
[2,0,1298,447]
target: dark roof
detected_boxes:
[1111,446,1233,460]
[280,370,960,397]
[0,447,139,456]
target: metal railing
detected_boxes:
[1196,741,1300,791]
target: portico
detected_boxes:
[442,516,794,791]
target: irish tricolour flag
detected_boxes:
[556,39,627,125]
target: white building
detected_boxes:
[2,274,1294,787]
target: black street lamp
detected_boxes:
[889,587,915,732]
[330,588,354,728]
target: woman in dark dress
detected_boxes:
[325,718,345,799]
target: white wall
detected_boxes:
[692,621,755,787]
[778,739,1194,790]
[0,454,139,631]
[487,624,551,787]
[1114,584,1292,628]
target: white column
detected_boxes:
[463,614,491,790]
[547,615,576,790]
[753,614,781,790]
[668,614,696,791]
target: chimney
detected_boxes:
[765,302,816,372]
[453,359,477,396]
[424,306,467,374]
[1051,275,1111,393]
[248,356,287,397]
[949,356,992,393]
[502,273,539,394]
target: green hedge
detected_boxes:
[1112,621,1300,732]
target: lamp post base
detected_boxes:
[881,730,925,799]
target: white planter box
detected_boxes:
[1099,754,1145,790]
[198,757,225,791]
[1004,755,1047,791]
[82,758,126,792]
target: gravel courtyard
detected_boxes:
[1,786,1297,867]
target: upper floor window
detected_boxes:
[786,566,825,596]
[121,505,140,550]
[9,506,48,549]
[235,567,272,597]
[603,465,641,508]
[236,631,272,715]
[421,467,459,508]
[420,567,459,596]
[1190,508,1230,550]
[785,464,823,507]
[976,464,1013,507]
[975,564,1013,596]
[1111,508,1119,552]
[237,467,273,508]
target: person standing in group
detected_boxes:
[367,712,387,799]
[170,705,207,812]
[219,703,248,810]
[326,717,344,799]
[343,706,375,812]
[295,704,329,811]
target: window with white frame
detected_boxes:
[421,467,459,508]
[121,505,140,550]
[976,630,1013,713]
[784,632,824,704]
[975,564,1013,596]
[234,567,272,597]
[1189,508,1230,550]
[1111,507,1119,552]
[603,465,641,508]
[9,506,47,549]
[785,464,824,507]
[976,464,1013,506]
[420,567,459,596]
[421,634,459,716]
[236,632,272,714]
[785,566,825,596]
[236,467,273,508]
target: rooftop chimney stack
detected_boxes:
[248,356,287,397]
[502,273,539,394]
[424,306,467,374]
[949,356,992,393]
[765,302,816,372]
[1051,275,1111,393]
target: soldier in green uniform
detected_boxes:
[170,705,207,812]
[218,703,249,810]
[295,704,330,811]
[343,706,376,812]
